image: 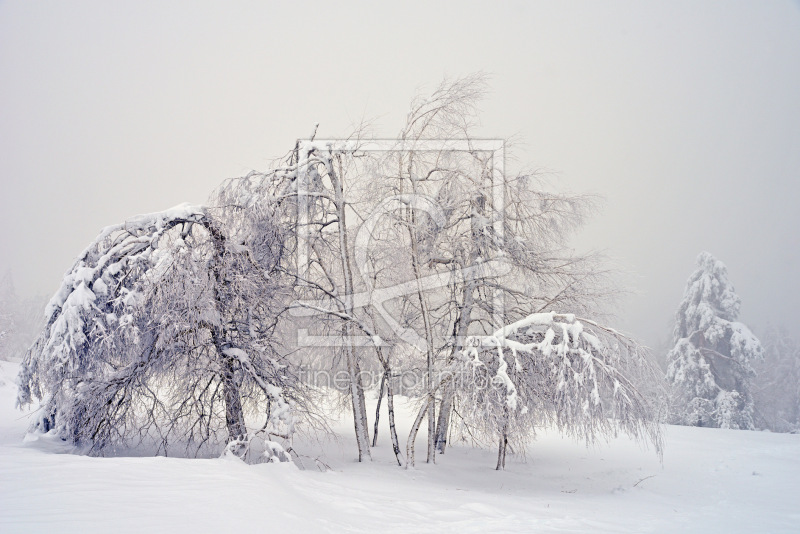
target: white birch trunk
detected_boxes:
[329,158,371,461]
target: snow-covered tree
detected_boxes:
[453,312,662,469]
[238,75,649,468]
[665,252,762,429]
[212,138,389,463]
[0,273,47,362]
[17,203,302,459]
[0,273,18,361]
[353,77,616,467]
[753,325,800,432]
[0,315,9,360]
[18,75,665,470]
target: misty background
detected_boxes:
[1,0,799,353]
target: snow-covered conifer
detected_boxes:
[753,326,800,432]
[0,274,18,361]
[665,252,762,429]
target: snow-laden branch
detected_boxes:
[458,312,662,459]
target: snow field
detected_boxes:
[1,361,798,533]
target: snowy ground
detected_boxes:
[1,360,798,533]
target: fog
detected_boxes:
[1,0,799,350]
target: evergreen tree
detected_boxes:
[0,272,47,362]
[753,325,800,432]
[0,273,18,361]
[666,252,762,429]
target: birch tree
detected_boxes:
[213,137,393,463]
[17,75,664,470]
[349,76,615,466]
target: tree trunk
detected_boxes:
[402,158,438,464]
[496,430,508,471]
[207,225,247,450]
[329,159,371,461]
[436,252,477,453]
[211,323,246,449]
[406,401,429,468]
[346,329,371,461]
[496,408,509,470]
[433,193,485,454]
[374,348,403,466]
[385,372,403,466]
[221,355,247,448]
[434,390,452,453]
[427,396,436,463]
[372,371,387,447]
[355,355,370,443]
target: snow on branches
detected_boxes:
[16,76,670,469]
[753,326,800,432]
[458,312,662,469]
[666,252,762,429]
[17,203,300,460]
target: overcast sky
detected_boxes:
[1,0,799,350]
